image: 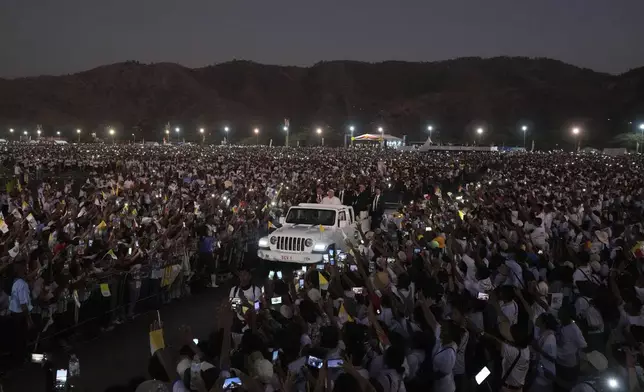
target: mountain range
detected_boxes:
[1,57,643,148]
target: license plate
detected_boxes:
[280,255,293,261]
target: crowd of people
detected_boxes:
[1,142,644,392]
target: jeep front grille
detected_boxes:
[276,236,306,252]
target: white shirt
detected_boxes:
[501,343,530,387]
[534,331,557,386]
[9,278,32,313]
[431,326,457,392]
[321,196,342,205]
[556,322,587,367]
[500,300,519,326]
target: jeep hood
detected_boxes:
[272,225,331,237]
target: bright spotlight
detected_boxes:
[349,125,355,132]
[427,125,433,131]
[639,123,644,130]
[522,125,528,131]
[199,128,204,134]
[283,126,288,131]
[316,128,322,135]
[175,127,180,133]
[76,129,81,134]
[378,127,383,133]
[109,129,115,135]
[607,378,619,389]
[254,128,259,134]
[572,127,580,135]
[476,128,484,134]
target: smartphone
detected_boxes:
[537,250,543,255]
[272,350,279,362]
[193,338,199,345]
[268,271,275,279]
[316,264,324,270]
[254,301,260,311]
[55,369,68,389]
[425,226,432,232]
[475,366,491,385]
[31,353,45,364]
[414,248,421,254]
[386,257,395,264]
[182,222,186,228]
[306,355,324,369]
[135,240,139,248]
[350,265,358,272]
[298,278,304,288]
[128,247,132,255]
[230,297,242,310]
[271,297,282,305]
[477,292,489,301]
[301,266,307,272]
[223,377,243,389]
[88,239,93,247]
[352,287,364,295]
[277,271,283,279]
[328,359,344,368]
[330,258,335,266]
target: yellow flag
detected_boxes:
[319,224,325,233]
[339,302,354,323]
[21,201,28,210]
[107,249,117,260]
[149,329,165,355]
[318,272,328,286]
[268,221,274,229]
[97,220,107,230]
[458,210,465,221]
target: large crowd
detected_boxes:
[1,142,644,392]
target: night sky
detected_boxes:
[2,0,643,78]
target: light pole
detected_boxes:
[109,128,115,144]
[283,125,289,147]
[199,128,205,144]
[56,131,61,137]
[76,129,81,143]
[427,125,434,142]
[349,125,355,146]
[572,127,581,151]
[476,127,484,145]
[37,130,41,139]
[132,133,136,143]
[224,126,229,144]
[164,129,170,143]
[175,127,180,143]
[316,128,323,146]
[639,124,644,153]
[521,125,528,149]
[254,128,259,145]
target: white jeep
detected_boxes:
[258,203,357,264]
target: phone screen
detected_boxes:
[254,301,260,311]
[477,292,489,301]
[223,377,242,389]
[299,279,304,288]
[271,297,282,305]
[56,369,67,386]
[31,353,44,363]
[352,287,364,295]
[193,338,199,345]
[272,350,279,362]
[414,248,421,254]
[316,264,324,270]
[307,355,324,369]
[475,366,491,384]
[350,265,358,272]
[88,240,93,247]
[277,271,283,279]
[128,247,132,255]
[268,271,275,279]
[328,359,344,368]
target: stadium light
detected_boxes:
[283,126,288,131]
[476,127,484,135]
[254,128,259,134]
[199,128,204,134]
[224,126,229,132]
[349,125,355,132]
[639,123,644,130]
[57,131,61,136]
[378,127,384,133]
[9,128,14,133]
[427,125,433,132]
[316,128,322,135]
[572,127,580,135]
[24,131,28,135]
[165,130,170,135]
[522,125,528,131]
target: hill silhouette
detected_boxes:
[1,57,643,147]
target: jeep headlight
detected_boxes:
[270,236,277,245]
[313,243,327,252]
[259,237,269,248]
[305,238,313,247]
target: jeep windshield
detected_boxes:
[285,208,336,226]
